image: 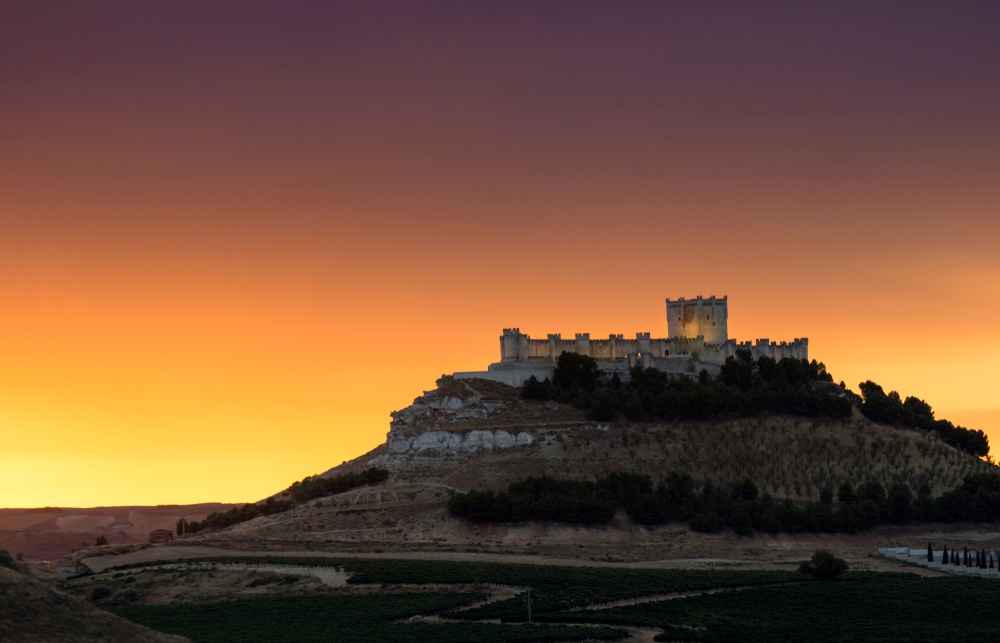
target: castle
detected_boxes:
[454,295,808,387]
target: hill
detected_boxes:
[151,376,996,564]
[0,503,240,562]
[0,562,187,643]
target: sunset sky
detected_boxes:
[2,2,998,508]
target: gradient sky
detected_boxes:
[2,1,999,508]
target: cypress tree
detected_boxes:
[927,542,933,562]
[964,546,969,566]
[976,551,981,568]
[942,545,948,565]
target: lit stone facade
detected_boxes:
[454,296,808,387]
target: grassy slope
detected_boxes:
[0,566,186,643]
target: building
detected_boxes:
[149,529,174,543]
[454,295,808,387]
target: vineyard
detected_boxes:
[100,556,1000,642]
[546,573,1000,641]
[107,593,627,643]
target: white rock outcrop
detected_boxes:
[370,379,534,467]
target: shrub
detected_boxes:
[111,588,139,603]
[798,550,848,580]
[0,549,18,571]
[87,584,113,601]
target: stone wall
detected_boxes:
[471,296,808,383]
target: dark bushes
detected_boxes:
[182,468,389,534]
[522,350,851,424]
[858,381,988,457]
[798,550,849,579]
[288,467,389,504]
[450,472,1000,535]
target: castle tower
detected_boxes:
[501,328,523,361]
[666,295,728,344]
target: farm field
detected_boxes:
[94,555,1000,642]
[107,593,627,643]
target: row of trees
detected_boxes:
[180,467,389,535]
[522,351,851,423]
[932,544,996,569]
[179,497,294,534]
[449,472,1000,536]
[447,472,651,525]
[857,381,988,456]
[287,467,389,504]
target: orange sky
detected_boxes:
[2,2,999,507]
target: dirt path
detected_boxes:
[78,543,927,575]
[158,561,352,586]
[569,583,795,612]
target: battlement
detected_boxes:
[491,296,807,372]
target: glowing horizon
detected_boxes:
[2,2,998,507]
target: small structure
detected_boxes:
[149,529,174,543]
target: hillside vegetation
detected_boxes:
[0,562,185,643]
[525,350,987,457]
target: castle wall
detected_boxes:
[485,297,807,382]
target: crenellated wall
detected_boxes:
[479,296,808,383]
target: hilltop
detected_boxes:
[138,374,997,566]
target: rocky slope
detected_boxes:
[161,376,997,562]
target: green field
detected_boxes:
[105,557,1000,642]
[107,593,627,643]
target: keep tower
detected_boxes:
[666,295,728,345]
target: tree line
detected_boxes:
[448,472,1000,536]
[522,351,988,457]
[179,467,389,535]
[857,380,988,456]
[522,350,850,423]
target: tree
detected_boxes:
[521,375,552,401]
[94,535,108,546]
[552,352,600,397]
[799,550,849,580]
[587,387,618,421]
[837,482,857,505]
[884,483,913,523]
